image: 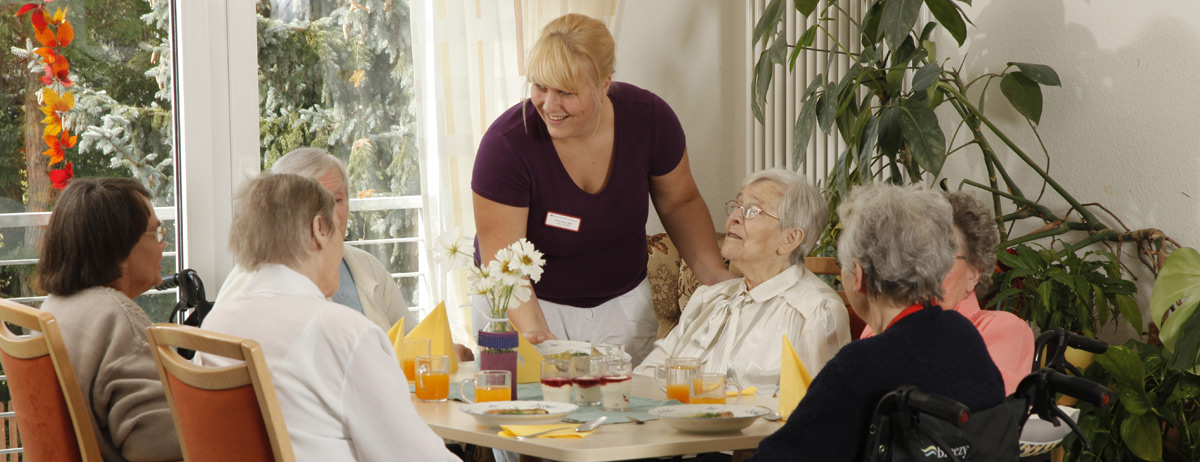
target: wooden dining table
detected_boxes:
[411,363,786,462]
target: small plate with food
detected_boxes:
[648,404,770,434]
[459,401,579,428]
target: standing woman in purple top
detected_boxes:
[471,14,734,365]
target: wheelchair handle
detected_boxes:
[906,388,971,428]
[1062,334,1108,355]
[1047,371,1112,409]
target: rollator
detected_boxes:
[861,329,1113,462]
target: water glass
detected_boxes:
[540,359,574,403]
[690,372,741,404]
[654,356,700,403]
[572,356,605,406]
[594,343,624,358]
[402,338,430,384]
[414,354,450,402]
[459,370,511,403]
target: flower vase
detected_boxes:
[478,320,519,400]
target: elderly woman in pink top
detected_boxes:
[861,191,1034,394]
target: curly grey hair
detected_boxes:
[229,174,337,271]
[945,191,999,293]
[270,147,349,194]
[741,169,828,265]
[836,184,956,306]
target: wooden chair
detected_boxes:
[145,324,294,462]
[0,298,102,462]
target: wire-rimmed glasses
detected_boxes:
[724,200,780,221]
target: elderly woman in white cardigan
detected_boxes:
[635,169,849,391]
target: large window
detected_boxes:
[0,0,178,321]
[255,0,428,315]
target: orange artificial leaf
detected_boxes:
[61,130,77,149]
[34,24,57,47]
[16,4,38,17]
[56,20,73,47]
[42,134,65,165]
[34,47,60,66]
[49,161,74,189]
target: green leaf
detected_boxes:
[792,96,819,168]
[911,63,940,92]
[881,0,923,50]
[1010,62,1061,86]
[753,0,786,47]
[1120,414,1163,461]
[768,31,789,67]
[996,249,1030,270]
[1150,248,1200,348]
[897,98,947,175]
[923,39,938,63]
[1095,346,1152,414]
[1168,374,1200,403]
[877,106,903,158]
[862,3,884,46]
[1001,72,1044,124]
[1115,294,1142,334]
[925,0,967,45]
[752,50,774,123]
[1167,310,1200,371]
[859,116,879,179]
[790,26,819,71]
[794,0,819,16]
[886,67,906,95]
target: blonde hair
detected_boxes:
[527,14,615,101]
[229,174,336,271]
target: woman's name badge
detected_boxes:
[545,211,581,232]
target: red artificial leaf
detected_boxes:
[56,20,73,47]
[34,24,56,47]
[16,4,38,17]
[48,161,74,189]
[39,64,54,85]
[30,7,46,30]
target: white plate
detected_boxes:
[534,340,634,362]
[1018,406,1081,457]
[459,401,578,428]
[649,404,769,434]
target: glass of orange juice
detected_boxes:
[414,355,450,402]
[458,370,512,403]
[402,338,430,384]
[654,357,700,403]
[691,373,740,404]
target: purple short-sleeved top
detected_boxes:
[472,83,686,307]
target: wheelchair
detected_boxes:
[862,329,1113,462]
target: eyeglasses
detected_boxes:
[725,200,780,221]
[146,222,166,243]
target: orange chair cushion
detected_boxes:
[0,350,83,462]
[166,374,274,461]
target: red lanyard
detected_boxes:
[884,303,925,331]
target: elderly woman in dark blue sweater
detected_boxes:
[749,184,1005,461]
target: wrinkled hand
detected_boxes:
[522,330,558,345]
[453,343,475,362]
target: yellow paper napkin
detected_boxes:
[385,318,406,365]
[498,424,596,439]
[405,302,458,372]
[727,386,758,397]
[512,325,546,383]
[778,335,814,420]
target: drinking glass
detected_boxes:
[690,372,741,404]
[402,338,430,384]
[540,359,574,403]
[594,343,624,358]
[572,356,605,406]
[459,370,512,403]
[653,357,700,403]
[600,358,633,411]
[414,355,450,402]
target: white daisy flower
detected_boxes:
[435,226,474,270]
[491,248,523,286]
[508,238,546,282]
[510,281,533,305]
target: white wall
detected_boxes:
[615,1,747,232]
[932,1,1200,333]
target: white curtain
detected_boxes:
[412,0,622,348]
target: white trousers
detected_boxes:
[471,278,657,367]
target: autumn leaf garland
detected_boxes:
[18,0,75,189]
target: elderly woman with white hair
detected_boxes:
[216,147,417,334]
[749,184,1004,462]
[199,174,459,461]
[635,169,848,390]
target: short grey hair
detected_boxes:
[945,191,999,293]
[229,174,336,271]
[270,147,348,194]
[836,184,956,306]
[741,169,828,265]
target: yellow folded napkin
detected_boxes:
[385,318,406,365]
[778,335,814,420]
[405,302,458,372]
[727,386,758,397]
[498,424,596,439]
[512,325,546,383]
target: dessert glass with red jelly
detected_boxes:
[600,358,633,411]
[540,359,573,403]
[572,356,605,406]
